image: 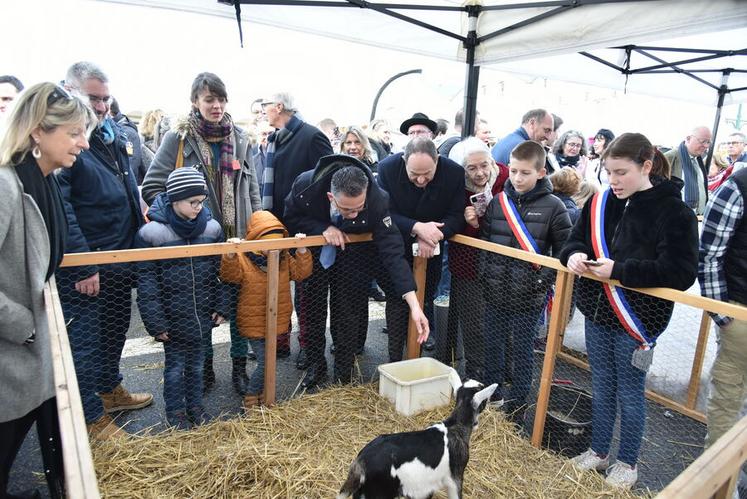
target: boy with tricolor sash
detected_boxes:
[560,133,698,489]
[479,140,571,423]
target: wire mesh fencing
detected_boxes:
[48,232,747,495]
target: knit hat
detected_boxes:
[166,167,208,202]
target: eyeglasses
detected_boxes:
[726,141,744,146]
[692,137,712,146]
[332,197,366,216]
[260,102,275,109]
[87,94,112,106]
[186,198,207,209]
[565,142,583,149]
[47,85,73,106]
[407,129,432,138]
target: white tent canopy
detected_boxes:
[97,0,747,109]
[100,0,745,64]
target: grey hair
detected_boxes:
[331,165,369,197]
[271,92,297,115]
[459,137,491,167]
[729,132,746,142]
[65,61,108,90]
[404,136,437,163]
[521,108,549,125]
[553,130,587,156]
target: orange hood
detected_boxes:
[244,210,288,241]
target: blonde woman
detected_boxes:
[340,126,377,170]
[0,82,94,498]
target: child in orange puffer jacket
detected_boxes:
[220,210,313,410]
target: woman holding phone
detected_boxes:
[443,138,508,380]
[559,133,698,489]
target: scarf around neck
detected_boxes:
[262,114,303,210]
[187,109,237,237]
[677,141,700,210]
[557,154,580,167]
[167,201,209,240]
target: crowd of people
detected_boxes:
[1,61,747,497]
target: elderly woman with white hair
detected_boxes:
[440,137,508,381]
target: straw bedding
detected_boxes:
[93,384,647,498]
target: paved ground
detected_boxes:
[8,299,716,497]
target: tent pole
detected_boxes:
[706,70,730,171]
[369,69,422,122]
[462,6,481,139]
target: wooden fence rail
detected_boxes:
[46,234,747,496]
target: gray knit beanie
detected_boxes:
[166,167,208,202]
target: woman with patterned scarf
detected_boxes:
[142,72,261,397]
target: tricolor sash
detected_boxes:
[498,192,540,265]
[498,192,554,320]
[589,190,654,350]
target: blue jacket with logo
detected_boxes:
[57,122,143,280]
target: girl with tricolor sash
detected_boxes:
[559,133,698,489]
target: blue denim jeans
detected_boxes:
[61,270,132,424]
[163,339,204,414]
[246,339,266,395]
[585,320,647,466]
[484,306,541,404]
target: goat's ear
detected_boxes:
[448,368,462,397]
[472,383,498,410]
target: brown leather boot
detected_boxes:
[100,384,153,413]
[243,393,261,412]
[87,414,127,441]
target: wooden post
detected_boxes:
[44,277,101,499]
[263,250,280,407]
[406,256,427,360]
[657,414,747,498]
[686,310,712,410]
[531,270,575,448]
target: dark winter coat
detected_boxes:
[556,193,580,225]
[141,118,260,239]
[376,152,466,249]
[113,112,147,185]
[479,177,572,309]
[284,155,416,297]
[558,177,699,338]
[134,193,229,342]
[57,122,143,280]
[267,120,333,222]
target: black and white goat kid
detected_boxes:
[337,379,498,499]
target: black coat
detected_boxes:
[268,121,333,222]
[559,177,698,338]
[284,155,416,297]
[479,177,571,308]
[376,152,466,248]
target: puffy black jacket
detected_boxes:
[479,177,571,308]
[559,177,698,338]
[284,155,416,297]
[134,194,229,341]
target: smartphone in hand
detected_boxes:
[582,259,603,267]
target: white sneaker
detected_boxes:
[605,462,638,489]
[571,448,609,471]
